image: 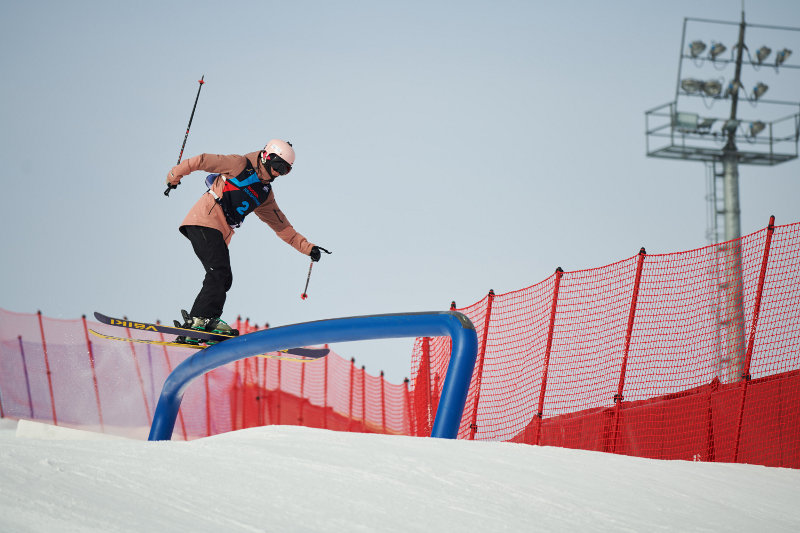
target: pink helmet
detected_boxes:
[262,139,295,165]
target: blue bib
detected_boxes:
[207,160,272,228]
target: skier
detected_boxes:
[165,139,330,343]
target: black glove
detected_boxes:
[310,246,331,262]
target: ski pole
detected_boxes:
[301,261,314,300]
[301,247,331,300]
[165,75,205,196]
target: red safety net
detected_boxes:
[410,218,800,468]
[1,218,798,468]
[0,313,410,440]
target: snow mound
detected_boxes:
[0,421,798,532]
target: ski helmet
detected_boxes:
[260,139,295,176]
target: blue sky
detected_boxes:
[1,0,798,383]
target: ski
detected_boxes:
[87,329,327,363]
[94,311,233,342]
[92,312,329,358]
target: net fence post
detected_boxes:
[298,361,306,426]
[232,360,241,433]
[81,315,104,432]
[403,378,414,436]
[534,268,564,446]
[37,311,58,426]
[18,336,34,419]
[380,370,386,433]
[266,361,274,427]
[360,365,367,432]
[242,359,251,429]
[277,359,283,426]
[323,352,329,430]
[261,358,270,426]
[733,216,776,462]
[204,374,211,437]
[348,358,355,432]
[122,318,152,426]
[469,290,495,440]
[612,248,646,454]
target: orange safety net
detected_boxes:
[0,312,410,440]
[411,218,800,467]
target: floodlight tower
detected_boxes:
[645,10,800,383]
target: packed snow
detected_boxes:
[1,418,798,532]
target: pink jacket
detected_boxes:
[167,151,314,254]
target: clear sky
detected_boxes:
[1,0,798,384]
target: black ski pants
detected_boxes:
[182,225,232,319]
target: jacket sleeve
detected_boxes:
[253,195,315,256]
[166,153,248,185]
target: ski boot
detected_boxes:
[174,310,238,345]
[173,313,206,346]
[203,316,238,345]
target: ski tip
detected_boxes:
[278,347,330,359]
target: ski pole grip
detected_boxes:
[164,183,178,196]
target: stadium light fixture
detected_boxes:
[776,48,792,66]
[750,121,766,136]
[689,40,707,58]
[709,42,727,60]
[681,78,704,94]
[703,80,722,97]
[752,82,769,100]
[755,46,772,64]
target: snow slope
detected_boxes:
[1,419,798,532]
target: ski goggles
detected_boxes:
[263,152,292,176]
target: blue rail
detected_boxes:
[148,311,478,441]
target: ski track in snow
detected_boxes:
[0,419,798,532]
